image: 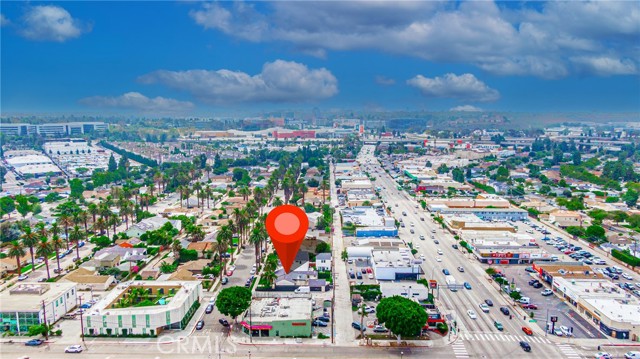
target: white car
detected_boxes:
[419,254,425,260]
[479,303,490,313]
[414,245,420,249]
[622,273,633,280]
[467,310,477,319]
[437,249,443,255]
[65,345,83,353]
[559,325,572,336]
[368,273,374,279]
[436,257,442,262]
[594,352,612,359]
[249,268,256,275]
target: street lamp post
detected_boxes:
[400,351,404,359]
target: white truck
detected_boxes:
[294,286,310,293]
[445,275,457,292]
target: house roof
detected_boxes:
[316,253,332,261]
[62,267,113,284]
[187,242,212,251]
[168,268,197,281]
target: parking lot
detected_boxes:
[495,264,606,339]
[346,259,377,285]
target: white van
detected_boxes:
[518,297,531,304]
[625,351,640,359]
[294,286,310,293]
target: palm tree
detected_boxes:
[78,210,89,233]
[93,217,107,235]
[59,214,73,250]
[321,179,328,204]
[273,196,284,207]
[216,225,232,274]
[298,182,308,205]
[70,225,84,260]
[7,241,26,276]
[36,238,54,280]
[238,186,251,201]
[172,240,182,260]
[193,182,202,209]
[51,234,65,274]
[249,223,267,270]
[109,213,119,236]
[21,225,38,270]
[205,185,212,208]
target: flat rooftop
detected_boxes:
[1,283,76,312]
[372,249,421,268]
[379,282,430,301]
[248,297,312,322]
[89,281,200,315]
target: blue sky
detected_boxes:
[1,1,639,116]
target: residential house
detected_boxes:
[316,252,332,272]
[60,267,115,291]
[549,210,584,228]
[125,216,182,238]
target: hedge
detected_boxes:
[612,249,640,267]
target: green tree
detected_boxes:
[572,151,582,165]
[216,286,252,321]
[585,224,606,240]
[452,168,465,183]
[315,242,331,254]
[7,240,26,275]
[69,179,85,199]
[21,225,39,270]
[0,196,16,218]
[15,195,32,218]
[108,154,118,172]
[623,189,639,207]
[36,238,54,280]
[376,296,427,342]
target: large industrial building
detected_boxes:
[4,150,62,178]
[0,122,106,137]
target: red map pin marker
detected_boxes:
[266,205,309,274]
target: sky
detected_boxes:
[1,1,639,116]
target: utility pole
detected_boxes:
[79,295,85,344]
[331,217,335,345]
[41,300,49,341]
[249,296,252,343]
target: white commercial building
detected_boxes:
[372,248,424,281]
[83,281,202,337]
[0,283,77,334]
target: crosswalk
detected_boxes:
[451,341,469,358]
[557,343,583,359]
[460,332,552,344]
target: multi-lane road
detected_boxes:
[358,144,579,359]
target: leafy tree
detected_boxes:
[585,224,605,240]
[69,179,85,199]
[571,151,582,165]
[436,164,449,174]
[15,195,32,217]
[315,242,331,254]
[376,296,427,342]
[108,154,118,172]
[623,189,639,207]
[0,196,15,217]
[452,168,465,183]
[216,286,252,321]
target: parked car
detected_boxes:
[519,341,531,352]
[196,320,205,330]
[541,289,554,296]
[522,326,533,336]
[451,244,458,249]
[25,339,44,346]
[525,267,537,273]
[624,351,640,359]
[316,316,330,323]
[312,320,328,327]
[221,277,229,285]
[351,322,366,331]
[528,279,540,286]
[594,352,612,359]
[522,304,538,310]
[205,304,214,314]
[373,325,388,333]
[17,275,28,281]
[65,345,83,353]
[219,318,230,327]
[532,282,543,289]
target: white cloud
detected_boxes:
[375,75,396,86]
[450,105,483,112]
[189,1,640,78]
[20,5,87,42]
[571,56,638,76]
[138,60,338,104]
[1,14,9,27]
[407,73,499,102]
[80,92,194,113]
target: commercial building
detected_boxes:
[430,206,527,221]
[545,276,640,341]
[272,130,316,139]
[443,214,516,232]
[0,122,106,137]
[464,231,550,265]
[372,248,424,280]
[549,210,585,228]
[83,281,202,337]
[0,283,77,334]
[4,152,62,178]
[240,297,312,338]
[342,207,398,237]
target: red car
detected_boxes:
[366,268,372,274]
[225,270,234,276]
[522,304,538,310]
[564,250,574,255]
[522,326,533,336]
